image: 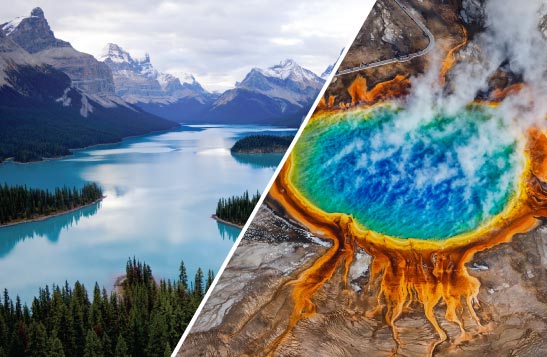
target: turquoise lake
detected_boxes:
[0,125,289,303]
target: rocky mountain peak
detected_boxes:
[174,72,197,84]
[1,8,70,53]
[142,53,151,64]
[100,43,135,67]
[30,7,45,18]
[1,8,117,95]
[279,58,296,67]
[102,43,126,57]
[101,43,208,102]
[252,59,321,84]
[235,59,323,107]
[101,43,154,70]
[541,15,547,39]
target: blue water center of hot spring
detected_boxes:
[291,105,523,240]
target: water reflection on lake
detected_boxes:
[0,125,281,302]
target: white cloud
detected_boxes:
[1,0,375,91]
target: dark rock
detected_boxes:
[30,7,45,18]
[2,8,70,54]
[460,0,486,27]
[2,8,115,95]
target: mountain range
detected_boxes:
[0,8,176,162]
[101,45,326,127]
[0,7,329,162]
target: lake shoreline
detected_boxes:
[211,214,244,229]
[0,196,105,229]
[0,124,280,304]
[0,125,185,165]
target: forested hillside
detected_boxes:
[0,258,214,357]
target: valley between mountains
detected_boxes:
[0,7,329,163]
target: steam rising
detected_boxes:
[289,0,547,240]
[405,0,547,131]
[293,105,521,240]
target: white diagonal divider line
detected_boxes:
[172,2,377,354]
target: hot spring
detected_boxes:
[290,104,525,240]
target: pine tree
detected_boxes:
[206,270,215,291]
[194,268,204,299]
[179,261,188,290]
[83,330,103,357]
[163,342,172,357]
[215,190,261,225]
[114,335,129,357]
[27,322,48,357]
[10,320,28,356]
[0,183,102,225]
[0,258,213,357]
[71,299,86,357]
[145,311,168,357]
[0,314,7,355]
[57,305,76,356]
[46,336,65,357]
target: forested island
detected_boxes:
[0,258,214,357]
[0,183,103,226]
[214,190,261,227]
[230,135,293,154]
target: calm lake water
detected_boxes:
[0,125,290,303]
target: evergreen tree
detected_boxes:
[215,190,261,226]
[231,134,293,153]
[46,337,65,357]
[194,268,204,299]
[71,298,87,357]
[83,330,103,357]
[114,335,129,357]
[0,183,103,225]
[57,305,76,356]
[145,311,168,357]
[179,261,188,290]
[27,322,48,357]
[0,259,210,357]
[163,342,172,357]
[206,270,215,291]
[10,320,28,356]
[0,314,7,354]
[101,333,112,357]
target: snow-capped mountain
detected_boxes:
[0,8,175,162]
[3,7,115,97]
[100,43,216,123]
[1,8,70,52]
[251,59,321,83]
[237,59,324,105]
[100,43,208,104]
[101,46,324,126]
[202,60,324,126]
[99,43,324,126]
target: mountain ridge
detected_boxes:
[102,45,325,127]
[0,8,176,162]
